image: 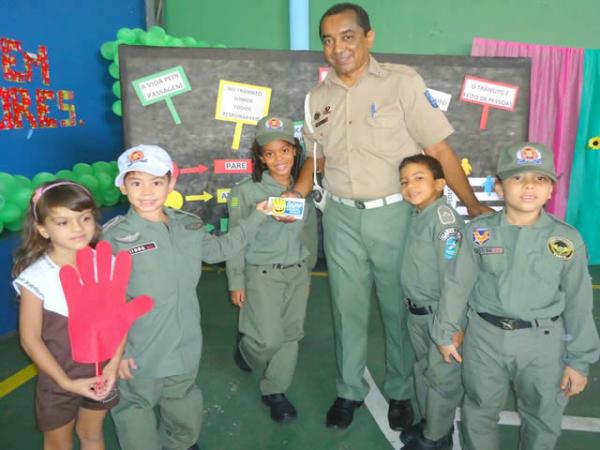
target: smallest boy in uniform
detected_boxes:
[398,154,465,450]
[432,142,600,450]
[104,145,269,450]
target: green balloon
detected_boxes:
[55,169,76,180]
[102,187,122,206]
[0,201,21,223]
[13,175,32,189]
[96,172,113,190]
[182,37,197,47]
[12,186,34,209]
[0,219,4,234]
[195,40,210,48]
[0,194,5,209]
[108,62,120,79]
[117,28,136,44]
[94,194,104,208]
[109,161,119,175]
[169,37,184,47]
[100,41,117,60]
[112,100,122,117]
[214,43,227,49]
[32,172,57,188]
[5,217,24,232]
[92,161,112,174]
[77,174,99,192]
[0,172,17,197]
[73,163,93,176]
[148,26,167,40]
[132,28,144,42]
[112,81,121,98]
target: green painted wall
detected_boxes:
[164,0,600,54]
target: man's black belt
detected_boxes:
[405,299,433,315]
[478,312,559,331]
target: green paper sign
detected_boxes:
[132,66,191,124]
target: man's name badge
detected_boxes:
[267,197,305,220]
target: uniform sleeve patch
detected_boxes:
[437,205,456,225]
[438,227,462,241]
[444,235,461,260]
[424,89,439,108]
[230,196,239,207]
[547,237,574,260]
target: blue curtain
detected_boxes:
[566,49,600,264]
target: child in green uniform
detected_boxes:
[432,142,600,450]
[397,155,465,450]
[104,144,269,450]
[226,115,317,423]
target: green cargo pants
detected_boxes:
[322,199,415,401]
[239,263,310,395]
[111,370,203,450]
[407,308,463,440]
[462,313,568,450]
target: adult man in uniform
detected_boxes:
[293,3,490,430]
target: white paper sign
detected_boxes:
[460,76,518,111]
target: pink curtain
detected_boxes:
[471,37,584,219]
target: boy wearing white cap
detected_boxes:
[104,144,269,450]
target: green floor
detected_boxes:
[1,266,599,450]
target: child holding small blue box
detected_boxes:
[226,115,317,424]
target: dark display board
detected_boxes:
[120,46,530,227]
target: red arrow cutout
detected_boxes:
[180,164,209,174]
[173,162,209,179]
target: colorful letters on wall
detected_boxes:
[1,37,79,131]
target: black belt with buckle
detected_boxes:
[478,312,559,330]
[272,263,302,269]
[405,299,433,315]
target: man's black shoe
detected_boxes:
[403,432,453,450]
[325,397,364,429]
[388,398,414,431]
[400,420,425,444]
[261,393,297,423]
[233,332,252,372]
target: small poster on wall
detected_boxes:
[132,66,191,125]
[214,80,271,150]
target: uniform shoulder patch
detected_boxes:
[102,215,125,232]
[437,205,456,225]
[438,227,462,242]
[547,236,575,260]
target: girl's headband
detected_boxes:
[32,181,92,222]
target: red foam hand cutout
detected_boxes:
[59,240,153,364]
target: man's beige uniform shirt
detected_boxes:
[303,56,454,200]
